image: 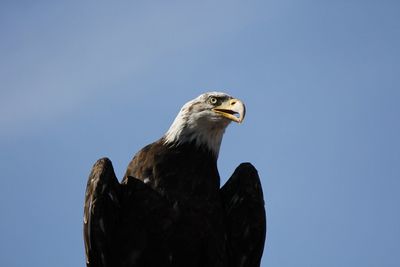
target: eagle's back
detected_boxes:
[123,139,221,200]
[121,139,229,266]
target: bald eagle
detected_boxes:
[83,92,266,267]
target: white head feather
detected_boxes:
[164,92,244,157]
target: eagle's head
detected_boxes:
[164,92,246,156]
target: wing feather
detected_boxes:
[83,158,121,267]
[220,162,266,267]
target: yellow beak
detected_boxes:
[212,98,246,123]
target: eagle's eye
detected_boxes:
[209,97,218,105]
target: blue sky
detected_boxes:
[1,1,399,266]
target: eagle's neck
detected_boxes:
[163,111,230,157]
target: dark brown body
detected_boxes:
[84,140,266,267]
[123,139,228,266]
[124,139,220,200]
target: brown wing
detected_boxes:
[83,158,121,267]
[83,157,179,267]
[220,163,266,267]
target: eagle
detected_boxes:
[83,92,266,267]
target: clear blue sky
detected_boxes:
[1,1,399,266]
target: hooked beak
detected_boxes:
[212,98,246,123]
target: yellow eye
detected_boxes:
[209,97,218,105]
